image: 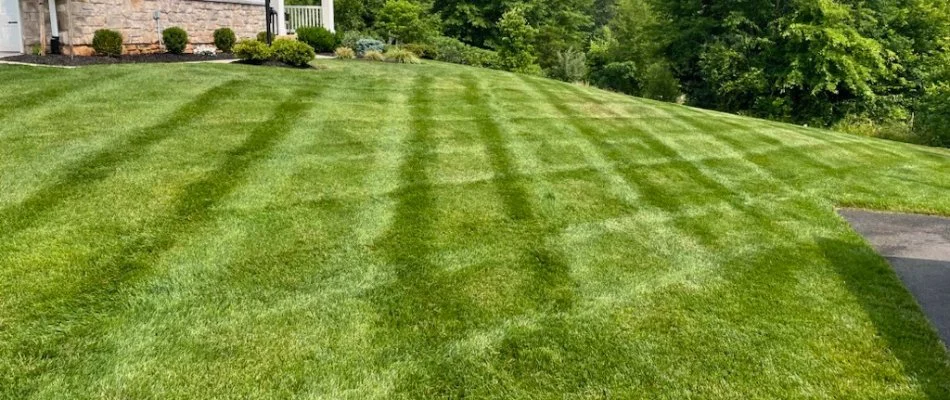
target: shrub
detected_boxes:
[271,38,316,67]
[400,43,436,59]
[92,29,123,57]
[233,40,273,64]
[547,48,587,82]
[430,36,466,63]
[376,0,440,44]
[385,48,421,64]
[363,50,386,61]
[296,26,338,53]
[590,61,640,95]
[355,39,385,56]
[340,31,379,49]
[429,36,499,68]
[162,27,188,54]
[257,31,275,43]
[462,46,500,68]
[335,47,356,59]
[213,28,236,53]
[641,62,681,102]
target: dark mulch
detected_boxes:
[4,53,236,66]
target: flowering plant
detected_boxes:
[193,45,217,56]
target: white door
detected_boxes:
[0,0,23,53]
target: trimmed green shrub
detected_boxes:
[92,29,123,57]
[335,47,356,59]
[257,31,275,43]
[162,27,188,54]
[363,50,386,61]
[213,28,236,53]
[385,48,421,64]
[271,38,316,67]
[355,39,385,56]
[233,40,273,64]
[296,26,338,53]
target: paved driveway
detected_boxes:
[840,208,950,347]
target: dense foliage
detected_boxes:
[213,28,236,53]
[271,38,318,66]
[162,27,189,55]
[287,0,950,146]
[233,39,315,67]
[91,29,123,57]
[233,40,274,63]
[296,26,339,52]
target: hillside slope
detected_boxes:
[1,60,949,398]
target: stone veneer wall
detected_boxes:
[20,1,45,52]
[20,0,265,55]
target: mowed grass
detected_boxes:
[1,60,949,399]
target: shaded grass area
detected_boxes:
[1,61,949,399]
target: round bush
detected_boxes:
[162,27,189,54]
[355,39,385,57]
[271,39,316,67]
[213,28,236,53]
[233,40,273,64]
[92,29,123,57]
[295,26,338,53]
[334,47,356,59]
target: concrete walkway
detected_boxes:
[840,208,950,346]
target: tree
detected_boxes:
[376,0,440,43]
[433,0,511,47]
[522,0,594,70]
[496,6,540,73]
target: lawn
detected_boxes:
[1,60,949,399]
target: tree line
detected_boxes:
[290,0,950,146]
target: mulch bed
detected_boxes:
[4,53,236,66]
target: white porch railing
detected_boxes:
[285,6,324,33]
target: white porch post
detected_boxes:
[321,0,334,32]
[275,0,286,36]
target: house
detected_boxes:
[0,0,334,55]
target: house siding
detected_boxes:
[21,0,266,55]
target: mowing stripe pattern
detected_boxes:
[0,62,948,399]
